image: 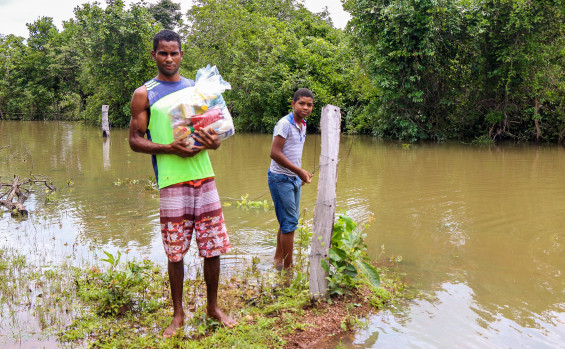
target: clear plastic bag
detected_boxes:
[168,65,235,148]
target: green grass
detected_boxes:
[0,215,407,348]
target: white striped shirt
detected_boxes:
[269,113,307,177]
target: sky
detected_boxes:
[0,0,351,38]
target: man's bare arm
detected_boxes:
[128,85,201,157]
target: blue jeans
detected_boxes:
[268,170,302,233]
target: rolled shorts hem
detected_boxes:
[268,170,301,234]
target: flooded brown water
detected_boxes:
[1,120,564,347]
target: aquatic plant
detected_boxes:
[75,251,164,316]
[112,178,140,186]
[235,194,274,210]
[322,213,381,296]
[472,134,496,145]
[111,176,158,191]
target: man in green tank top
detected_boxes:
[129,30,236,337]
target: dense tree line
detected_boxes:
[0,0,564,143]
[344,0,565,142]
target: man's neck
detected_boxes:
[156,73,182,82]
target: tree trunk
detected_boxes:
[0,105,4,120]
[534,97,541,144]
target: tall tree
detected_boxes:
[344,0,565,142]
[476,0,565,142]
[0,34,27,119]
[183,0,371,132]
[148,0,182,30]
[19,17,60,119]
[344,0,474,140]
[73,0,159,126]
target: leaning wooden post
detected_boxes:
[309,104,341,299]
[101,105,110,137]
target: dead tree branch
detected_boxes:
[0,174,57,217]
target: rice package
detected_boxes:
[168,65,235,148]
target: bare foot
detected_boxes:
[163,315,185,338]
[280,268,293,287]
[273,259,283,271]
[207,307,237,328]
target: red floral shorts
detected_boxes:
[159,177,231,262]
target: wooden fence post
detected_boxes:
[309,104,341,299]
[101,105,110,137]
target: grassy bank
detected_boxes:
[0,216,407,348]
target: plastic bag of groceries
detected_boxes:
[168,65,235,148]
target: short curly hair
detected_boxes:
[153,30,181,52]
[293,88,314,102]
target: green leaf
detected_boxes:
[100,250,114,265]
[356,260,380,288]
[321,259,330,273]
[343,263,358,277]
[329,247,347,262]
[339,214,357,232]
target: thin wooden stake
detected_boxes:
[309,105,341,299]
[101,105,110,137]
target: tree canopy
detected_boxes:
[181,0,370,132]
[344,0,565,142]
[1,0,564,143]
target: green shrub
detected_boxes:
[75,251,163,316]
[322,214,380,296]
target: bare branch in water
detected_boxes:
[0,174,57,216]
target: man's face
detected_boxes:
[291,96,314,119]
[152,40,183,77]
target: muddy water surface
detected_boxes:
[1,121,563,347]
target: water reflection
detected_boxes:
[102,137,110,170]
[344,282,564,348]
[1,121,564,347]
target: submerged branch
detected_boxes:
[0,174,57,216]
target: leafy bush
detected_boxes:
[75,251,163,316]
[322,214,380,296]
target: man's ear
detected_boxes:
[151,50,156,61]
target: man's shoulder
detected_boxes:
[143,76,195,89]
[180,76,195,85]
[145,77,195,106]
[131,85,149,108]
[134,84,148,95]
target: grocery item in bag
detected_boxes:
[168,65,234,148]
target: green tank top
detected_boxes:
[146,78,215,189]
